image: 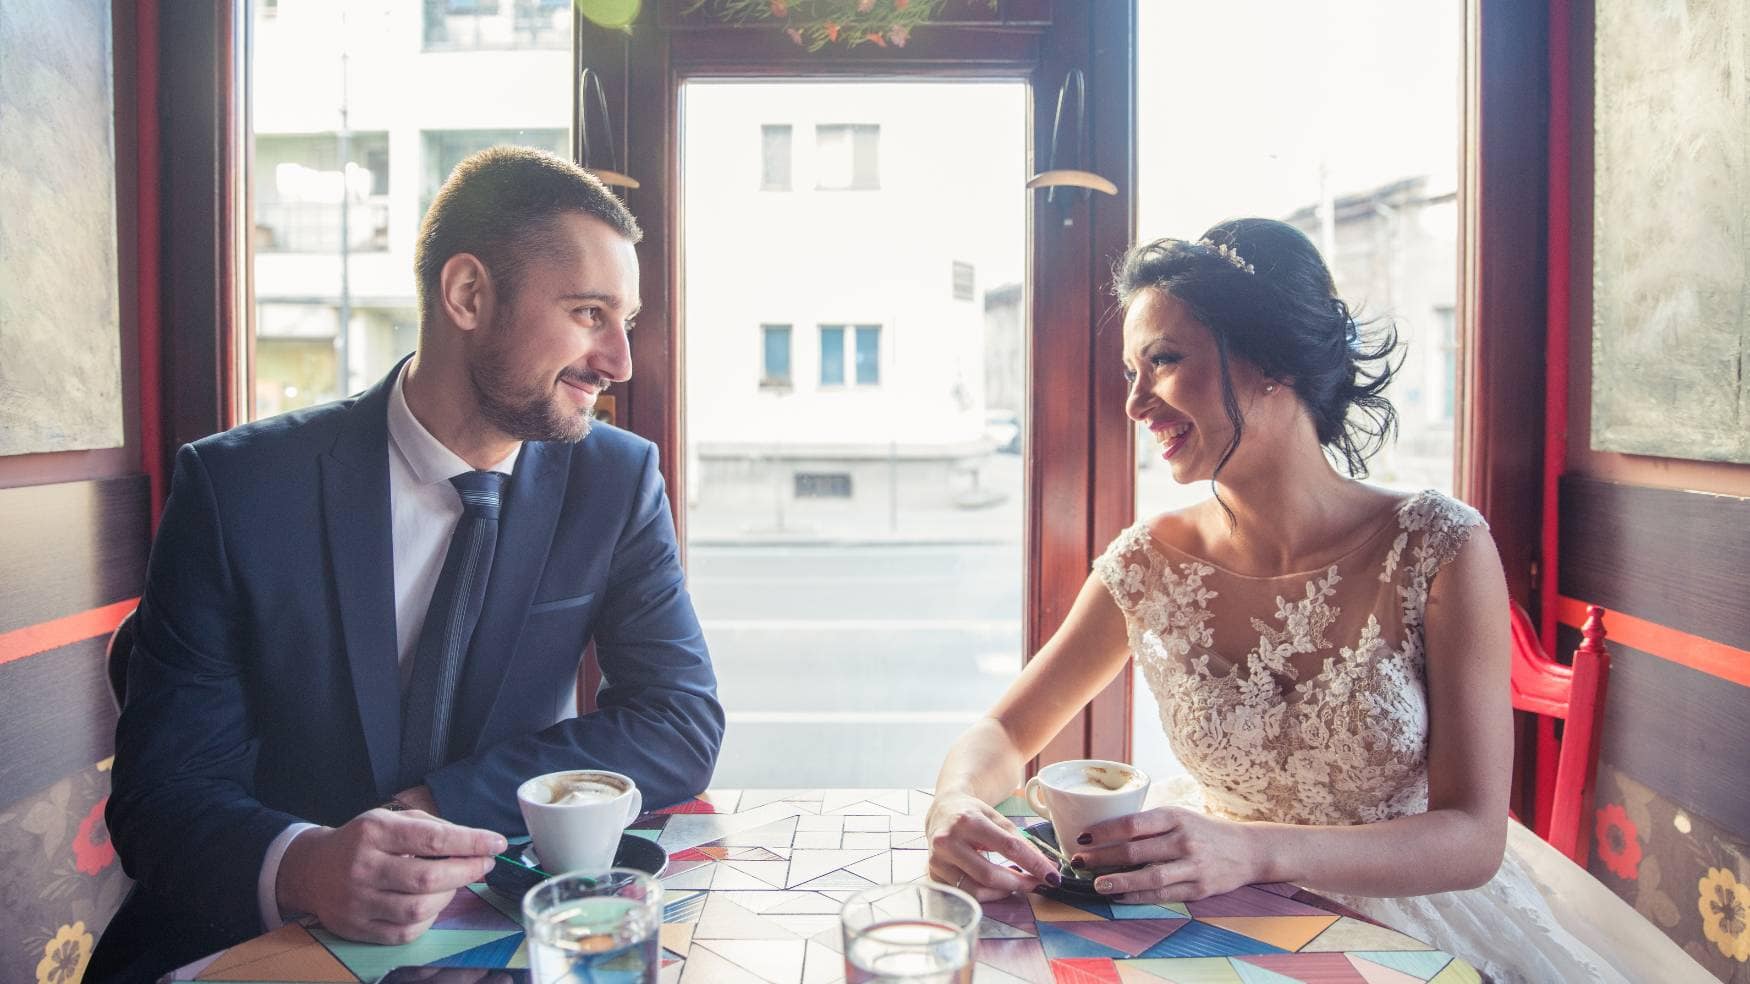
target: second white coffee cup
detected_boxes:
[1024,759,1150,850]
[516,769,643,875]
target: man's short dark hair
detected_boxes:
[414,146,643,322]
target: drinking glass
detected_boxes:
[840,882,981,983]
[522,869,662,984]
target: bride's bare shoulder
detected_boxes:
[1141,501,1214,556]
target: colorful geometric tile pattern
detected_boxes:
[169,789,1477,983]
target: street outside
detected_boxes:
[688,453,1202,789]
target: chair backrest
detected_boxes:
[1507,600,1611,865]
[106,608,137,711]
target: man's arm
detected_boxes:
[106,444,307,939]
[425,443,725,831]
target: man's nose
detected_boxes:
[594,324,634,383]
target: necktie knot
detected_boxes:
[450,471,508,520]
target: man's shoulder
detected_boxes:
[184,396,361,476]
[567,421,655,467]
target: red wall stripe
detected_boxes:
[1557,595,1750,689]
[0,600,138,669]
[137,0,165,528]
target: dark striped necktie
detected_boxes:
[398,470,508,791]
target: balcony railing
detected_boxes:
[254,199,391,254]
[423,0,569,51]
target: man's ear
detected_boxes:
[438,253,493,332]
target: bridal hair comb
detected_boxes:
[1197,239,1256,275]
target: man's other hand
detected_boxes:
[277,808,507,944]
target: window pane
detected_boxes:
[1131,1,1461,776]
[761,124,792,191]
[249,2,571,418]
[819,325,845,385]
[685,82,1027,786]
[855,325,880,385]
[816,123,879,190]
[762,324,792,386]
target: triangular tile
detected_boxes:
[1302,918,1431,953]
[697,846,734,860]
[1027,892,1106,922]
[665,890,709,924]
[1227,960,1306,984]
[981,897,1037,930]
[693,893,801,941]
[660,922,695,957]
[432,887,520,931]
[1349,950,1457,979]
[1199,915,1338,952]
[966,963,1034,984]
[469,883,525,924]
[1238,952,1369,982]
[1254,883,1301,897]
[1108,902,1190,920]
[1058,894,1117,919]
[977,916,1035,939]
[694,940,806,984]
[993,794,1032,818]
[765,892,846,915]
[785,850,886,888]
[766,914,841,938]
[1055,918,1188,957]
[670,848,716,863]
[1038,922,1130,960]
[1187,887,1334,918]
[739,789,823,810]
[865,789,913,813]
[1427,959,1481,983]
[712,865,789,891]
[907,790,936,816]
[714,891,790,914]
[1050,957,1123,983]
[791,869,879,891]
[430,933,524,968]
[718,817,801,848]
[1136,921,1288,959]
[677,943,770,983]
[197,922,355,982]
[801,939,845,984]
[727,847,789,862]
[975,936,1053,981]
[1346,955,1425,984]
[845,853,891,885]
[311,929,523,983]
[660,803,805,852]
[724,859,793,887]
[662,863,719,890]
[1114,957,1244,983]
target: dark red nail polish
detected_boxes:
[1076,833,1092,845]
[1071,855,1086,867]
[1045,871,1061,886]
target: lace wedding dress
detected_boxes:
[1093,490,1627,984]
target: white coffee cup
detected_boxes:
[1024,759,1150,851]
[516,769,643,875]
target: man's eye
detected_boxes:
[1122,368,1138,384]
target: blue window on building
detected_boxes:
[761,324,792,387]
[820,326,845,385]
[854,325,880,385]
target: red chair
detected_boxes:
[1508,600,1610,865]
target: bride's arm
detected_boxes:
[926,572,1134,900]
[1080,530,1513,901]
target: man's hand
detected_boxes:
[277,808,507,945]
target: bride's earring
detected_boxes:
[1263,383,1278,394]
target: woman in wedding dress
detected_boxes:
[925,219,1626,983]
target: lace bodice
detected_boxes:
[1095,490,1485,826]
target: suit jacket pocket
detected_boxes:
[528,592,596,616]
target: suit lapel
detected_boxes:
[320,367,403,799]
[453,438,572,754]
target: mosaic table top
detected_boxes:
[168,789,1480,983]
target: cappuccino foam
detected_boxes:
[1062,766,1144,794]
[543,773,627,806]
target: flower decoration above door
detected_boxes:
[681,0,996,51]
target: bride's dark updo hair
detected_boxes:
[1113,217,1401,479]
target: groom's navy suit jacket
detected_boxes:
[95,363,724,980]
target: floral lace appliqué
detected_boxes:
[1095,491,1485,827]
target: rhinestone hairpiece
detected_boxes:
[1197,238,1256,275]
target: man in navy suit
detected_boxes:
[93,147,724,981]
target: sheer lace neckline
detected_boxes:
[1142,490,1429,582]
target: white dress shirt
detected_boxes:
[256,364,520,929]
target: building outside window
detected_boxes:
[254,132,390,253]
[854,325,880,385]
[423,0,570,51]
[819,325,846,385]
[421,128,569,218]
[761,124,792,191]
[760,323,792,387]
[815,124,879,190]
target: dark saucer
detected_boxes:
[1021,821,1141,901]
[484,833,669,903]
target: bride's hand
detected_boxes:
[1072,807,1264,904]
[926,793,1061,902]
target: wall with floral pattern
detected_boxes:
[0,759,131,984]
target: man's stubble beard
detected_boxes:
[467,310,603,444]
